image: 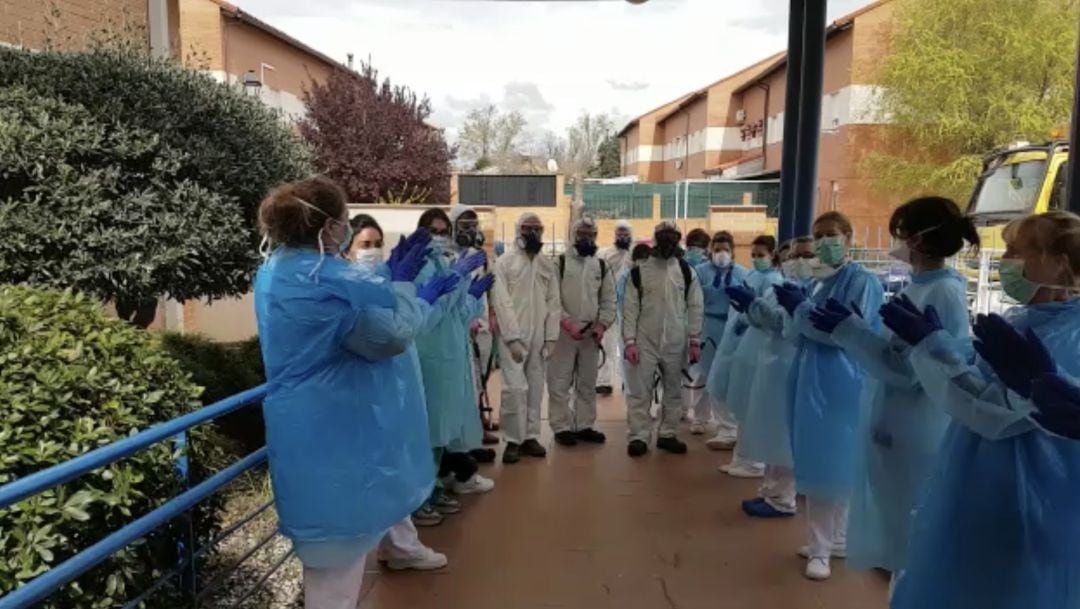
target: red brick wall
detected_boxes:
[0,0,149,50]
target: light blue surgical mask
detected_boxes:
[686,246,707,266]
[998,258,1070,304]
[431,236,450,254]
[815,236,847,266]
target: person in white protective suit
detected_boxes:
[548,216,617,446]
[622,221,705,457]
[596,220,635,396]
[492,212,562,464]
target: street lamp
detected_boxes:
[241,70,261,96]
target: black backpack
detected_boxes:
[629,258,693,302]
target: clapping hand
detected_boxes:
[388,228,432,282]
[880,294,942,346]
[452,251,486,277]
[725,285,756,313]
[774,282,808,316]
[808,298,854,334]
[468,274,495,299]
[973,313,1054,398]
[1031,373,1080,440]
[417,273,461,305]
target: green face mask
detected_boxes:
[815,236,847,266]
[752,257,771,272]
[999,258,1041,304]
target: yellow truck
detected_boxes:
[966,140,1070,249]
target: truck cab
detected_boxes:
[966,140,1069,249]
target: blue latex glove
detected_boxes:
[1031,373,1080,440]
[468,274,495,299]
[880,294,942,346]
[774,282,807,316]
[388,228,432,283]
[734,319,749,337]
[452,251,486,277]
[973,313,1055,398]
[417,273,462,305]
[808,298,854,334]
[725,285,755,313]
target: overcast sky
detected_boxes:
[239,0,872,142]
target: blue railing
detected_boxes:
[0,385,275,609]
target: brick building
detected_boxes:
[619,0,897,242]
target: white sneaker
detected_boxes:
[689,422,707,435]
[805,557,831,581]
[725,462,765,479]
[717,462,733,473]
[705,433,737,451]
[451,473,495,495]
[797,544,847,559]
[383,548,448,571]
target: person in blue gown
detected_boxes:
[884,211,1080,609]
[805,197,980,588]
[772,211,886,581]
[254,178,439,609]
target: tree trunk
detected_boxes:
[570,172,585,237]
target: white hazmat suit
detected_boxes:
[622,225,705,444]
[547,218,617,435]
[492,213,561,446]
[597,220,635,391]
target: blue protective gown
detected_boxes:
[788,262,885,502]
[724,268,785,422]
[698,262,749,402]
[738,281,810,466]
[254,249,435,569]
[831,268,969,572]
[414,249,486,452]
[892,298,1080,609]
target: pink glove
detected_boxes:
[624,343,640,366]
[561,318,585,340]
[469,319,482,337]
[688,341,702,365]
[591,322,607,342]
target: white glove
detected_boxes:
[542,340,557,360]
[508,340,527,363]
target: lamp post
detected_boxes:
[241,70,261,97]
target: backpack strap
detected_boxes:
[678,258,692,300]
[599,258,607,283]
[558,254,565,280]
[630,266,642,304]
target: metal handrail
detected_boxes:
[0,385,268,510]
[0,448,268,609]
[0,384,271,609]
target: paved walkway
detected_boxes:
[360,391,887,609]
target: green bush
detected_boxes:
[0,45,312,319]
[160,334,266,453]
[0,285,232,608]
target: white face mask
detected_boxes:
[809,258,838,280]
[353,248,383,269]
[783,258,815,281]
[889,243,912,264]
[712,251,732,268]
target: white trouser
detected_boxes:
[547,332,600,433]
[498,336,545,445]
[759,465,797,513]
[710,398,739,440]
[626,345,684,443]
[806,498,849,559]
[304,519,426,609]
[596,320,621,389]
[683,365,713,424]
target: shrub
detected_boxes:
[160,334,266,453]
[0,285,232,608]
[0,45,312,323]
